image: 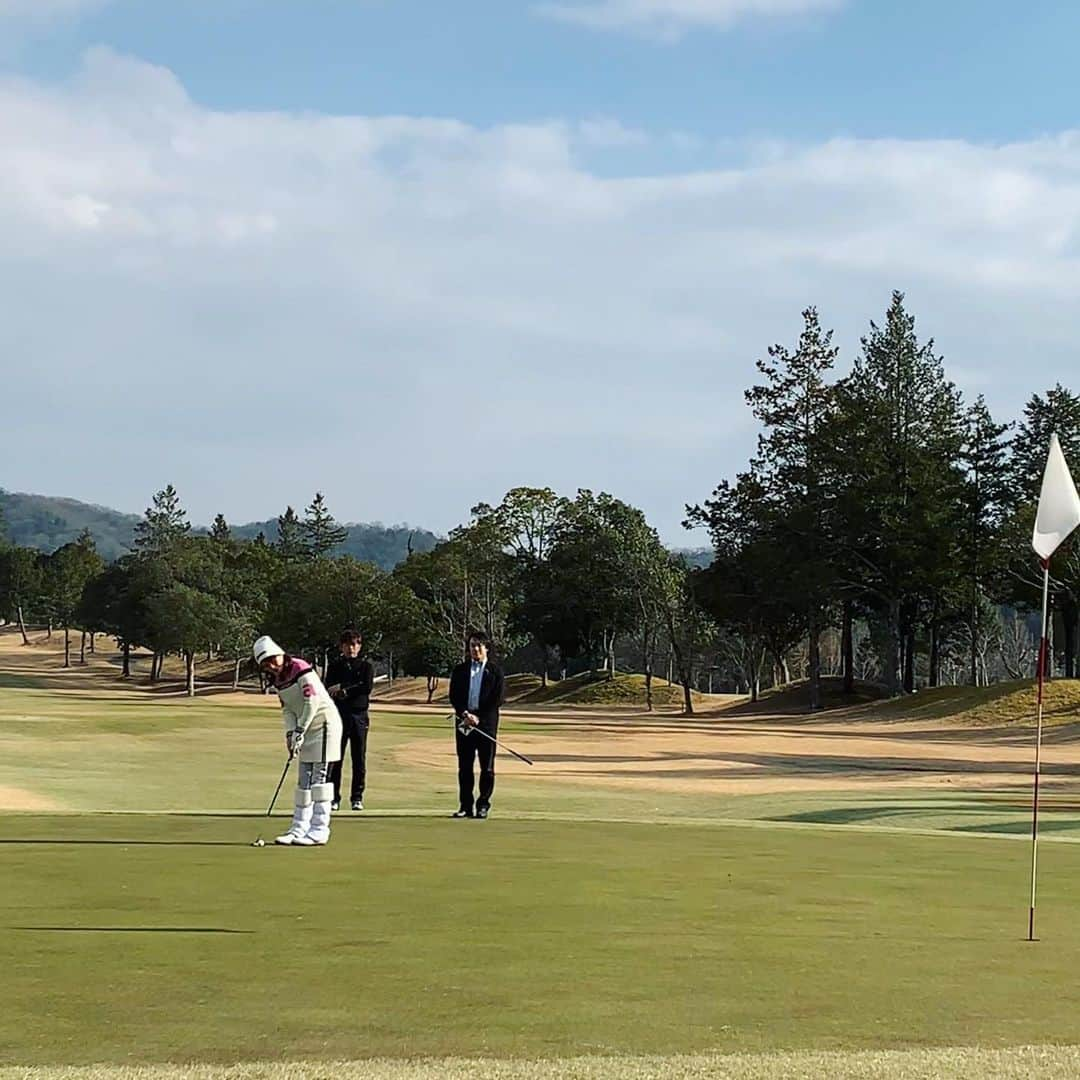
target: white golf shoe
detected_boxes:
[275,787,313,845]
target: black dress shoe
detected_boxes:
[475,806,489,819]
[452,809,473,818]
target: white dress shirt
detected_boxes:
[467,659,486,711]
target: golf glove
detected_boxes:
[286,728,305,756]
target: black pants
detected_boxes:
[329,715,368,803]
[455,723,497,812]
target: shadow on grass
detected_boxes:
[0,838,241,847]
[561,749,1080,780]
[161,811,454,820]
[769,803,1080,835]
[10,926,253,934]
[949,818,1080,836]
[0,673,48,690]
[772,803,993,824]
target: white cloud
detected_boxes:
[535,0,844,37]
[576,116,651,148]
[3,48,1080,540]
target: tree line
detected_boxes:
[0,484,707,709]
[0,291,1073,710]
[686,291,1077,707]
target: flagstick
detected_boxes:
[1028,558,1051,943]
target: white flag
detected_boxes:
[1032,433,1080,560]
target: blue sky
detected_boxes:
[11,1,1078,143]
[2,1,1080,541]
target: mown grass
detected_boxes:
[6,813,1080,1067]
[6,641,1080,1076]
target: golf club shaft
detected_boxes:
[266,756,292,816]
[448,712,534,765]
[471,725,533,766]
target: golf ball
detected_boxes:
[253,838,265,847]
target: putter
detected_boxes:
[450,714,534,766]
[252,755,293,846]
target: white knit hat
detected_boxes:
[252,635,285,665]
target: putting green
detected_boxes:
[4,681,1080,1075]
[5,812,1080,1067]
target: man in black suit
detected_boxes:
[448,632,505,819]
[325,628,374,811]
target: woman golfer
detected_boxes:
[253,635,342,846]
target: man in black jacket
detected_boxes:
[448,632,505,819]
[325,629,374,811]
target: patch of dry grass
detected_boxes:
[516,670,716,709]
[370,671,720,711]
[868,679,1080,727]
[722,677,887,716]
[4,1047,1080,1079]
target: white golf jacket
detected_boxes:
[273,658,342,765]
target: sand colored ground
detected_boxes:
[389,701,1080,797]
[3,1046,1080,1079]
[0,785,59,811]
[0,628,266,706]
[5,625,1080,802]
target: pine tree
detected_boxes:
[301,492,348,558]
[1012,384,1080,500]
[958,397,1012,686]
[276,506,307,562]
[744,306,839,709]
[831,292,965,695]
[1008,385,1080,676]
[689,308,842,706]
[133,485,190,555]
[210,514,232,543]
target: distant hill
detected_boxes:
[2,489,708,570]
[0,491,140,562]
[676,547,713,569]
[0,490,440,570]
